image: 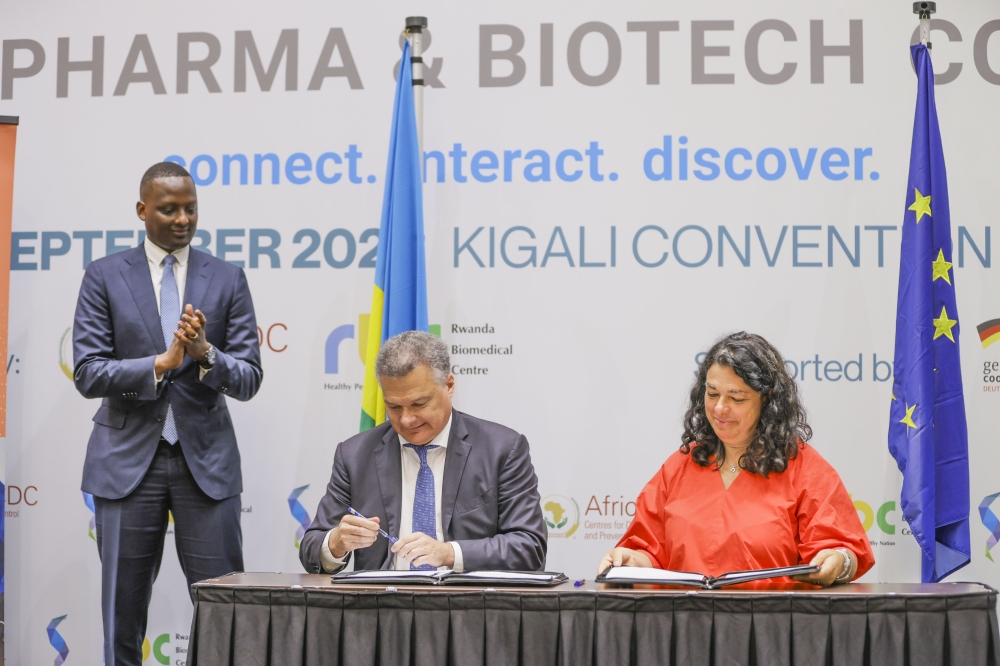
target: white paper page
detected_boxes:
[603,567,705,582]
[456,571,558,581]
[346,569,452,579]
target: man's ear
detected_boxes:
[136,200,146,221]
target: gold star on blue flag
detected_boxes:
[888,44,970,583]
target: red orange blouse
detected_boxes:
[617,443,875,579]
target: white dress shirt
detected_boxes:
[321,416,465,572]
[145,238,209,383]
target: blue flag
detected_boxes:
[889,44,970,583]
[360,40,427,430]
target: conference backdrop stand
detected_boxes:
[186,573,1000,666]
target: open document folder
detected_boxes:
[332,570,569,587]
[597,564,819,589]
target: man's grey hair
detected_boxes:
[375,330,451,384]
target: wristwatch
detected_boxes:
[199,344,217,370]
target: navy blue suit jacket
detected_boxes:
[299,410,547,573]
[74,244,263,500]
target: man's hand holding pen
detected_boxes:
[327,513,381,559]
[327,510,455,568]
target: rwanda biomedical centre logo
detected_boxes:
[541,495,580,538]
[325,316,441,375]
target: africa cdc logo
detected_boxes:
[541,495,580,538]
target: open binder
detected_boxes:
[597,564,820,589]
[333,569,569,587]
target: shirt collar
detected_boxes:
[398,413,453,450]
[144,236,190,267]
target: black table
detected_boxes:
[187,573,1000,666]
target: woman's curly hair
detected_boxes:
[680,332,811,476]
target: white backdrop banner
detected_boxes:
[4,1,1000,663]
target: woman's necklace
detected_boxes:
[724,447,747,474]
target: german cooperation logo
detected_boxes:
[540,495,580,538]
[978,318,1000,393]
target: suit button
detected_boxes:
[157,415,164,422]
[170,380,175,384]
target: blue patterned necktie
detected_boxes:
[404,443,439,570]
[159,254,180,444]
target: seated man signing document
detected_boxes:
[300,331,547,573]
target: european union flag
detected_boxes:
[889,44,970,583]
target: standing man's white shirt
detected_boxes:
[321,415,465,572]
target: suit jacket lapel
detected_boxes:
[373,426,403,549]
[182,249,215,313]
[121,246,166,353]
[441,411,471,539]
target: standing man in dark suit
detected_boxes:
[74,162,263,666]
[300,331,546,573]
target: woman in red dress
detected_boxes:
[599,332,874,586]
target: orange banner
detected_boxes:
[0,118,17,438]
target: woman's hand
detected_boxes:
[792,549,854,587]
[597,548,653,574]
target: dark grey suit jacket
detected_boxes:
[300,410,547,573]
[74,245,262,500]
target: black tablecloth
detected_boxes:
[187,574,1000,666]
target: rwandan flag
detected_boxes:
[360,39,428,431]
[888,44,970,583]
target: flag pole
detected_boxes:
[405,16,427,166]
[913,2,935,49]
